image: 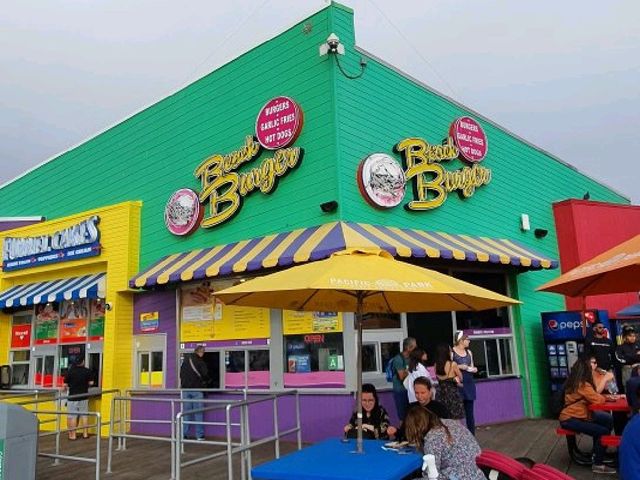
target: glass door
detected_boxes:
[33,353,56,388]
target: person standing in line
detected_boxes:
[391,337,416,421]
[180,345,211,440]
[434,343,465,421]
[64,357,94,440]
[584,322,615,371]
[452,331,478,435]
[404,348,434,403]
[616,326,640,388]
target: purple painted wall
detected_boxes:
[0,219,43,232]
[475,378,525,424]
[133,289,177,386]
[127,379,524,442]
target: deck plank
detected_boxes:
[35,420,618,479]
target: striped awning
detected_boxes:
[130,222,557,289]
[0,273,106,308]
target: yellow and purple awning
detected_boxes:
[130,222,558,289]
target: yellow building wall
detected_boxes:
[0,201,141,434]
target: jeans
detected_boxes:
[393,390,409,421]
[560,411,613,465]
[463,400,475,435]
[182,391,205,439]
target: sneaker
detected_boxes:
[196,437,205,442]
[592,464,616,474]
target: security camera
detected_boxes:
[319,32,345,56]
[104,302,113,311]
[327,33,340,50]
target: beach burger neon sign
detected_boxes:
[165,97,304,234]
[358,116,491,210]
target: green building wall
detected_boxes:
[0,3,630,416]
[324,4,628,415]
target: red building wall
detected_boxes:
[553,200,640,316]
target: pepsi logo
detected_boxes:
[548,319,583,331]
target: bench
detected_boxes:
[555,428,592,466]
[600,435,621,447]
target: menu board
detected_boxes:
[34,303,60,345]
[282,311,343,335]
[60,299,89,343]
[89,299,106,340]
[180,282,270,342]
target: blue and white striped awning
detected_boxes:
[0,273,106,308]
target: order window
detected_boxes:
[469,337,515,378]
[284,333,344,373]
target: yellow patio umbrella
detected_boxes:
[215,248,520,453]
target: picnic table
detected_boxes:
[589,394,631,435]
[252,438,422,480]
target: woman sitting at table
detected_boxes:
[344,383,397,440]
[404,406,484,480]
[559,355,616,475]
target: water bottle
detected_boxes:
[607,377,619,395]
[422,454,439,479]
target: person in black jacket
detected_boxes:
[616,326,640,387]
[584,322,615,370]
[180,346,210,440]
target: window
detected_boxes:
[224,349,270,389]
[284,333,344,373]
[468,337,516,378]
[361,324,404,387]
[10,351,30,387]
[137,351,164,388]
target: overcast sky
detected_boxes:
[1,0,638,203]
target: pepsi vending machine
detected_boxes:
[541,309,611,392]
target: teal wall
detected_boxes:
[0,2,630,416]
[0,7,340,269]
[326,5,627,415]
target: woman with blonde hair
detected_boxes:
[404,406,484,480]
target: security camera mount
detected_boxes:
[319,33,345,56]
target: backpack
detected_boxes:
[385,355,398,382]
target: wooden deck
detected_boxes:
[36,419,618,479]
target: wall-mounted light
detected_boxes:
[320,201,339,213]
[520,214,530,232]
[534,228,549,239]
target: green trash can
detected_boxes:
[0,403,37,480]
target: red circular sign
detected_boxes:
[164,189,203,236]
[449,116,488,163]
[255,96,303,150]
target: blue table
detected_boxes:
[252,438,422,480]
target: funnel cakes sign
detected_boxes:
[358,117,491,211]
[165,97,304,234]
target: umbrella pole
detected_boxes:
[356,294,364,454]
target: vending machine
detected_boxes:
[541,309,611,392]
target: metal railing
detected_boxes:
[106,388,302,480]
[174,390,302,480]
[107,388,248,478]
[13,388,120,479]
[36,409,102,480]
